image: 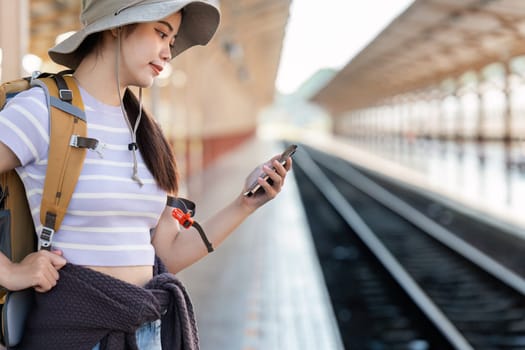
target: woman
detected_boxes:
[0,1,292,349]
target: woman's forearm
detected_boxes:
[154,156,291,274]
[199,195,254,249]
[154,196,253,273]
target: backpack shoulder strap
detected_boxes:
[0,73,49,265]
[34,73,88,250]
[0,77,31,109]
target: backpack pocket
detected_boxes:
[1,289,34,347]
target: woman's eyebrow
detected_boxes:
[157,20,174,32]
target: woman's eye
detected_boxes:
[155,28,176,48]
[155,29,167,39]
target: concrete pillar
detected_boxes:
[502,62,513,169]
[475,72,485,143]
[0,0,28,81]
[437,90,446,142]
[397,99,403,148]
[476,72,486,164]
[372,107,379,146]
[502,62,512,145]
[453,80,463,143]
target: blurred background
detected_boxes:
[1,0,416,181]
[2,0,525,194]
[2,0,524,227]
[3,2,525,349]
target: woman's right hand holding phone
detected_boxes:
[241,153,293,211]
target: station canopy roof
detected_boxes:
[311,0,525,116]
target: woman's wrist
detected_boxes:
[236,194,257,215]
[0,257,14,290]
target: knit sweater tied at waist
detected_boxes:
[13,260,199,350]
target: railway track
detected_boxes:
[292,144,525,350]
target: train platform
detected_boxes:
[295,132,525,238]
[177,137,344,350]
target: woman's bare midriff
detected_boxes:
[86,265,153,286]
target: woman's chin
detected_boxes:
[133,77,155,89]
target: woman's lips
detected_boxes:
[150,63,164,76]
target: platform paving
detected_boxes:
[178,138,344,350]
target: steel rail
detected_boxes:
[314,154,525,297]
[294,150,474,350]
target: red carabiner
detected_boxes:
[172,208,194,228]
[171,207,214,253]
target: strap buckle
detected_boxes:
[70,135,105,158]
[31,71,42,80]
[39,226,55,250]
[59,89,73,102]
[69,134,80,148]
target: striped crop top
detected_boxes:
[0,85,166,266]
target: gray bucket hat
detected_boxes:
[49,0,221,69]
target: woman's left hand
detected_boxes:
[240,154,293,210]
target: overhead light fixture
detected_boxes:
[22,54,42,74]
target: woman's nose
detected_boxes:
[161,45,172,62]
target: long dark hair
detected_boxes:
[73,31,179,194]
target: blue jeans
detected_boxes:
[92,319,161,350]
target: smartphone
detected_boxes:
[243,144,297,197]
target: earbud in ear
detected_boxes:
[110,27,122,37]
